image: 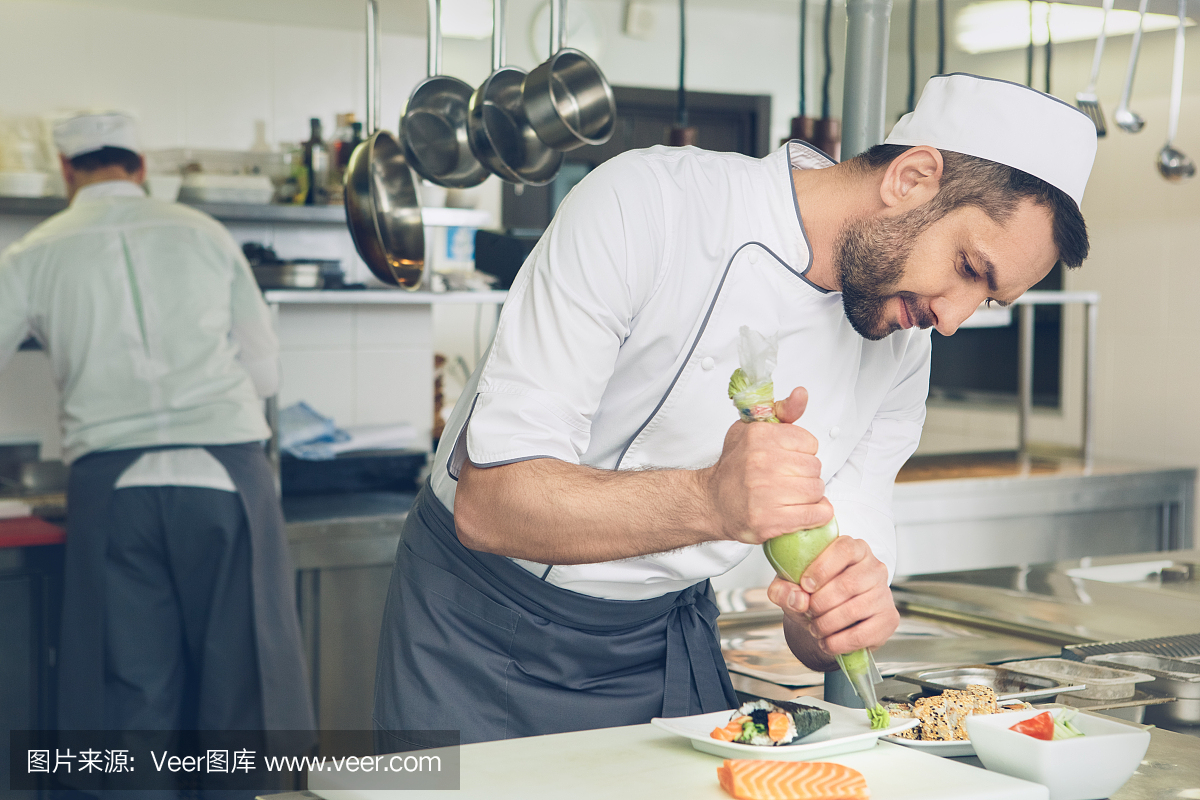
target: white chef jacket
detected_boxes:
[0,180,278,464]
[432,142,932,600]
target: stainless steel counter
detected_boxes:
[283,492,412,733]
[284,491,411,570]
[894,548,1200,647]
[893,453,1196,576]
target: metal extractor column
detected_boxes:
[841,0,894,159]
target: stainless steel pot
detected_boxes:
[522,0,615,151]
[467,0,561,185]
[251,262,323,290]
[401,0,488,188]
[345,0,425,288]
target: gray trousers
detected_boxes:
[102,485,263,733]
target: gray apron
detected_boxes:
[373,481,738,747]
[58,443,316,748]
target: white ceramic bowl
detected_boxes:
[966,707,1150,800]
[0,171,49,197]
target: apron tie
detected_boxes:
[662,587,738,718]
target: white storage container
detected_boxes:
[179,173,273,204]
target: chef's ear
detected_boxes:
[878,146,943,209]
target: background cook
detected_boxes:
[0,113,314,775]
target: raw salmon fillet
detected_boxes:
[717,759,870,800]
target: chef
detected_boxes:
[374,74,1097,746]
[0,114,314,764]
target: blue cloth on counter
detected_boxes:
[278,402,348,458]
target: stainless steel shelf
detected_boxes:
[264,289,507,305]
[0,196,492,228]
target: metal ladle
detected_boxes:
[1114,0,1149,133]
[1158,0,1196,181]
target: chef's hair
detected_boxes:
[69,146,143,176]
[851,143,1089,269]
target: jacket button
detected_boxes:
[747,250,760,264]
[701,357,715,370]
[829,426,841,440]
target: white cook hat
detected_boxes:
[885,73,1097,208]
[53,112,140,159]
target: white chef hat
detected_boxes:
[885,73,1097,208]
[53,112,140,159]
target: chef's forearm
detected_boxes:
[781,614,838,673]
[454,458,721,563]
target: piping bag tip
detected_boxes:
[836,649,888,729]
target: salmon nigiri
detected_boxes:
[717,759,870,800]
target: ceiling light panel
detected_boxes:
[956,0,1191,54]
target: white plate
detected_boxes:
[884,735,975,758]
[650,697,919,761]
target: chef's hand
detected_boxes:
[703,386,834,546]
[766,536,899,672]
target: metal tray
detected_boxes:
[1084,652,1200,726]
[893,664,1086,702]
[1063,632,1200,661]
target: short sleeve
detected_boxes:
[464,153,670,467]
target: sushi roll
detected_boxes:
[710,700,832,746]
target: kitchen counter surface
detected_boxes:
[259,718,1200,800]
[895,450,1193,484]
[282,491,413,571]
[893,548,1200,647]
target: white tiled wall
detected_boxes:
[276,304,434,440]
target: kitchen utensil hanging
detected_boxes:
[522,0,616,150]
[1157,0,1195,181]
[1044,4,1053,94]
[936,0,945,75]
[400,0,488,188]
[788,0,816,142]
[903,0,917,117]
[667,0,697,146]
[345,0,425,288]
[1075,0,1113,136]
[1114,0,1150,133]
[468,0,562,185]
[812,0,840,160]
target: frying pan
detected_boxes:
[401,0,488,188]
[522,0,616,151]
[345,0,425,288]
[467,0,562,185]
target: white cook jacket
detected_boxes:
[432,142,932,600]
[0,180,277,464]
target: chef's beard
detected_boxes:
[835,208,937,341]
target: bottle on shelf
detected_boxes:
[302,117,329,206]
[327,113,361,204]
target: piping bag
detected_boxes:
[727,326,889,730]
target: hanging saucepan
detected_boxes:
[467,0,562,185]
[522,0,616,151]
[345,0,425,288]
[401,0,488,188]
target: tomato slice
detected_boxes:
[1010,711,1055,740]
